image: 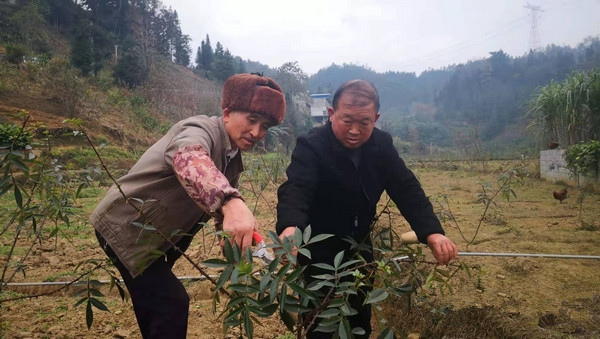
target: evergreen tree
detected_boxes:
[200,34,213,70]
[70,19,112,76]
[174,32,191,67]
[6,2,51,54]
[43,0,82,31]
[212,42,236,82]
[113,36,148,87]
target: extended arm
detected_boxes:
[173,144,256,251]
[276,137,320,247]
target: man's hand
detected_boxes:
[278,226,298,256]
[426,233,458,265]
[221,198,257,253]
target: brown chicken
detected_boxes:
[553,187,568,203]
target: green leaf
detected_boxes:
[10,157,28,172]
[14,185,22,208]
[267,230,281,245]
[90,297,109,311]
[223,239,235,263]
[259,272,270,292]
[317,308,340,318]
[278,283,287,313]
[88,288,104,297]
[341,304,358,316]
[365,289,388,305]
[352,327,366,335]
[280,310,295,332]
[74,296,87,307]
[391,284,413,295]
[287,283,317,300]
[230,284,260,294]
[311,273,335,281]
[86,300,93,329]
[269,277,279,303]
[215,265,234,290]
[314,323,337,333]
[297,248,311,260]
[224,305,245,323]
[311,263,335,271]
[307,233,334,245]
[338,319,351,339]
[276,263,291,278]
[267,256,280,272]
[435,268,450,277]
[327,298,345,308]
[338,259,362,270]
[307,280,335,291]
[243,310,253,339]
[285,266,306,283]
[248,304,278,317]
[376,327,396,339]
[115,281,127,301]
[75,183,85,199]
[202,258,229,268]
[302,225,312,245]
[48,226,58,238]
[333,251,345,270]
[0,182,12,198]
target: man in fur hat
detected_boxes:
[90,73,286,338]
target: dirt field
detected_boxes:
[1,159,599,338]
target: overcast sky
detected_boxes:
[161,0,600,75]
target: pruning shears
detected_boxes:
[252,231,275,265]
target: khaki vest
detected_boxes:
[90,115,243,277]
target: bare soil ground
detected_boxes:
[1,158,599,338]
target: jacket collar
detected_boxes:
[218,116,244,172]
[218,116,237,155]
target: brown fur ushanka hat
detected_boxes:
[221,73,286,125]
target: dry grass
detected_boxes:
[1,158,599,338]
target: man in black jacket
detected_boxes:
[276,79,458,338]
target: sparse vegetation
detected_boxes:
[1,116,599,337]
[1,1,599,337]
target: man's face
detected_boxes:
[223,109,272,150]
[328,93,380,149]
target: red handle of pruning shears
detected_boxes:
[252,231,263,244]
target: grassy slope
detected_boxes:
[0,24,221,151]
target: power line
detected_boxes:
[391,15,529,71]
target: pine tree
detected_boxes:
[212,42,236,82]
[194,46,202,71]
[200,34,213,70]
[174,33,191,67]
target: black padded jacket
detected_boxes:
[276,122,444,264]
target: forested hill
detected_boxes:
[1,0,599,152]
[309,38,600,148]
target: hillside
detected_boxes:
[0,41,221,150]
[309,38,600,149]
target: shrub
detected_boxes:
[564,140,600,177]
[41,57,84,116]
[5,43,28,65]
[0,123,33,149]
